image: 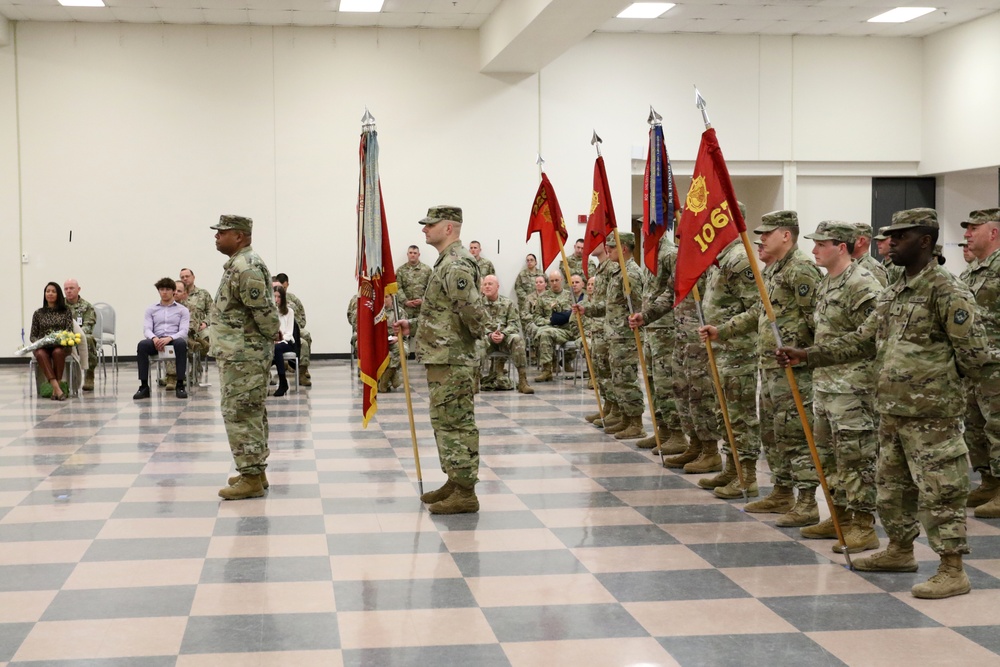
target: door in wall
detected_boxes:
[871,177,936,255]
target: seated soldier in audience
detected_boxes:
[134,277,190,400]
[481,275,534,394]
[519,274,549,346]
[274,273,313,386]
[63,278,97,391]
[533,270,575,382]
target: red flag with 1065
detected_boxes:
[526,172,568,272]
[581,156,617,278]
[674,128,746,306]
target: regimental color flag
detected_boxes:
[642,123,679,274]
[582,156,617,278]
[526,172,569,272]
[356,127,398,428]
[674,127,747,306]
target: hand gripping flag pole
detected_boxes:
[528,156,603,421]
[592,133,663,463]
[692,88,850,567]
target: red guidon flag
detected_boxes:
[356,127,397,427]
[526,172,569,272]
[674,128,746,306]
[581,156,617,278]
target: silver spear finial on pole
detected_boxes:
[591,130,603,157]
[536,153,545,168]
[361,107,376,131]
[648,106,662,127]
[694,86,711,129]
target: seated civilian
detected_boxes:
[134,277,190,400]
[30,282,75,401]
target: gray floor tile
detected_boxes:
[517,492,627,510]
[333,578,477,611]
[560,451,654,465]
[762,593,941,631]
[953,626,1000,656]
[551,524,679,548]
[688,540,828,568]
[318,470,411,484]
[636,503,755,524]
[212,515,327,536]
[430,510,545,532]
[111,501,221,518]
[658,633,847,667]
[41,585,196,620]
[7,658,177,667]
[199,556,332,583]
[321,496,422,515]
[180,613,340,653]
[597,569,752,602]
[343,645,511,667]
[19,488,129,505]
[327,532,447,555]
[0,623,34,662]
[452,550,587,578]
[82,537,211,561]
[484,603,648,642]
[594,475,694,491]
[0,564,76,592]
[488,466,588,480]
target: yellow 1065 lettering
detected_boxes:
[693,201,732,252]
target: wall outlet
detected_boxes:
[21,253,28,264]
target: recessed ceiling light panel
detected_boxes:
[617,3,676,20]
[340,0,385,13]
[58,0,105,6]
[868,7,936,23]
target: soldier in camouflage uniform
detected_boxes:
[700,213,765,498]
[396,206,487,515]
[850,223,889,287]
[960,208,1000,518]
[212,215,280,501]
[63,279,97,391]
[781,208,1000,599]
[532,271,575,382]
[874,231,904,285]
[171,281,209,387]
[519,274,549,343]
[583,244,615,426]
[628,234,685,453]
[514,254,544,307]
[396,245,432,340]
[563,239,594,283]
[468,241,495,278]
[575,233,646,440]
[480,275,533,394]
[705,211,821,525]
[274,273,312,386]
[800,221,882,552]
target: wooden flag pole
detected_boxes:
[391,296,422,484]
[560,247,604,420]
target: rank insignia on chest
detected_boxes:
[954,308,969,325]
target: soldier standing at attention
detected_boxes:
[395,206,487,515]
[960,208,1000,518]
[63,279,97,391]
[564,239,592,283]
[514,254,544,307]
[212,215,280,501]
[850,223,889,287]
[801,221,882,553]
[468,240,496,278]
[396,245,432,339]
[780,208,1000,599]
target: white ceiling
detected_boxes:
[0,0,997,37]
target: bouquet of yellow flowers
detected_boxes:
[16,330,82,356]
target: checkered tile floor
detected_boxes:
[1,360,1000,666]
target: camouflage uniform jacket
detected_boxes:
[532,288,575,330]
[702,239,759,376]
[673,274,708,347]
[514,267,544,306]
[718,247,821,370]
[808,261,1000,418]
[962,247,1000,352]
[396,261,432,307]
[475,256,496,279]
[66,297,96,336]
[414,240,487,366]
[587,259,643,340]
[812,261,881,394]
[286,292,307,329]
[563,254,593,282]
[585,259,614,336]
[856,253,889,288]
[882,257,904,285]
[483,295,522,339]
[186,287,214,329]
[640,236,678,332]
[211,246,280,362]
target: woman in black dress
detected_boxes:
[30,282,74,400]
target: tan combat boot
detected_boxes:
[853,541,918,572]
[614,414,647,440]
[776,487,819,527]
[714,460,760,499]
[428,483,479,514]
[698,451,736,489]
[594,402,621,429]
[967,473,1000,507]
[801,504,850,539]
[684,439,723,474]
[300,366,312,387]
[635,421,665,449]
[744,484,794,513]
[604,411,632,435]
[839,510,881,554]
[974,491,1000,518]
[516,367,535,394]
[83,368,95,391]
[228,470,270,489]
[420,479,457,504]
[586,401,611,424]
[653,429,688,456]
[911,554,971,599]
[165,373,177,391]
[535,362,554,382]
[663,437,701,469]
[219,474,266,500]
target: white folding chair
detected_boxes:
[92,302,118,377]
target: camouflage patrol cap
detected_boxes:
[606,232,635,249]
[852,223,874,239]
[805,221,856,243]
[737,201,747,220]
[754,210,798,234]
[873,232,888,241]
[419,205,463,225]
[883,208,938,233]
[211,215,253,233]
[961,208,1000,228]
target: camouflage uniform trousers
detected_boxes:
[876,414,970,555]
[298,328,312,367]
[671,341,722,442]
[218,358,270,475]
[165,333,210,382]
[609,335,644,417]
[591,333,612,401]
[536,326,576,366]
[760,366,817,490]
[720,370,761,463]
[84,333,97,371]
[486,333,527,370]
[964,380,1000,477]
[813,390,877,512]
[646,328,679,430]
[426,364,479,487]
